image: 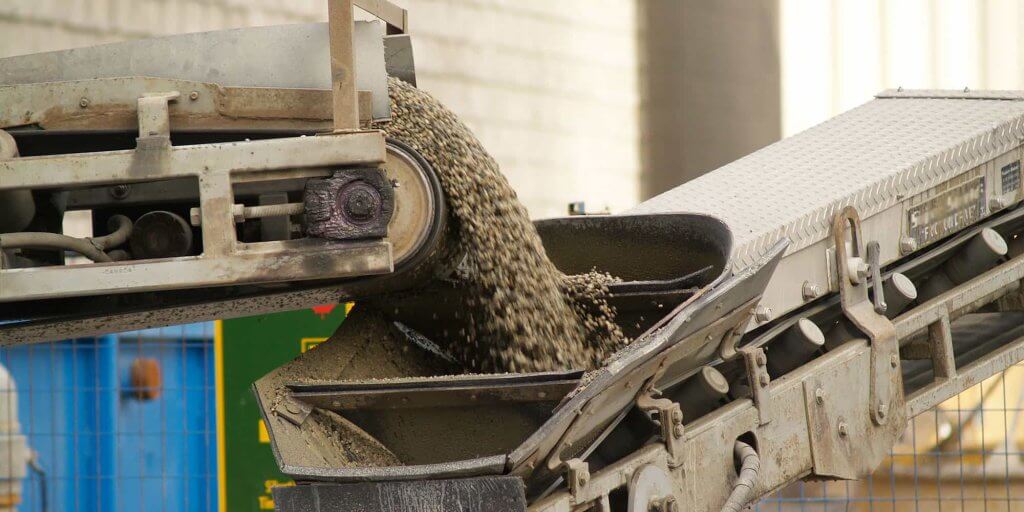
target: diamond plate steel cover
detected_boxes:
[628,90,1024,271]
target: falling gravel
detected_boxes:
[374,77,627,373]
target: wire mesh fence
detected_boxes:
[3,324,1024,511]
[1,324,217,512]
[757,363,1024,511]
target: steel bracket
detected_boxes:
[136,91,179,151]
[275,396,313,427]
[636,391,684,467]
[563,458,590,502]
[740,346,772,425]
[832,206,904,427]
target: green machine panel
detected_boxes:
[217,304,349,511]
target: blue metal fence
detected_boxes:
[3,324,217,512]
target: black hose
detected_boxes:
[0,214,132,263]
[721,440,760,512]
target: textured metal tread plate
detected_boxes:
[627,90,1024,270]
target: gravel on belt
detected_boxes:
[373,77,628,373]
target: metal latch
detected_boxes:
[832,206,904,426]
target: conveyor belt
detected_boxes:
[628,90,1024,324]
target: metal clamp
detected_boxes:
[832,207,903,426]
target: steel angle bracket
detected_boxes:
[831,207,905,428]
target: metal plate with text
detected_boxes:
[906,170,987,248]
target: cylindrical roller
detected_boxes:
[917,229,1008,303]
[824,318,862,350]
[944,228,1007,283]
[668,365,730,419]
[0,130,35,233]
[883,272,917,318]
[766,319,825,377]
[1008,234,1024,259]
[130,211,194,259]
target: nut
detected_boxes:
[79,97,90,108]
[814,387,825,405]
[837,422,849,437]
[189,90,200,101]
[754,305,773,323]
[890,354,899,368]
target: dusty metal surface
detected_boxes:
[628,91,1024,329]
[0,22,392,121]
[272,476,526,512]
[0,114,392,302]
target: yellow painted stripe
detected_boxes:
[215,320,227,512]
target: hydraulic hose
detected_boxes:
[721,440,760,512]
[0,214,133,263]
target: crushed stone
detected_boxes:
[373,77,628,373]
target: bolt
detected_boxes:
[814,387,825,405]
[990,197,1007,211]
[755,352,766,367]
[838,422,849,437]
[890,354,899,368]
[109,184,131,200]
[755,305,773,323]
[79,97,89,108]
[877,402,888,420]
[848,257,869,284]
[576,471,589,487]
[759,372,770,387]
[673,423,684,438]
[284,401,301,415]
[651,496,678,512]
[802,281,823,301]
[899,237,918,255]
[189,90,200,101]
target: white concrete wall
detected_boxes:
[0,0,643,219]
[781,0,1024,136]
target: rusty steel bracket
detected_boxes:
[740,346,772,425]
[832,206,904,427]
[636,391,684,468]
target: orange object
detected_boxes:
[130,357,162,400]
